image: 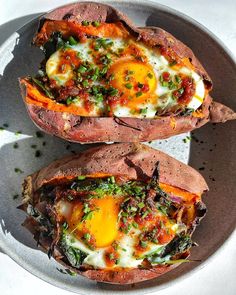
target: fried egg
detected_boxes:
[45,26,206,118]
[56,192,183,269]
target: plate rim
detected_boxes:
[0,0,235,294]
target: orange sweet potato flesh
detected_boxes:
[21,143,208,284]
[19,2,236,143]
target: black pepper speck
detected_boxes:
[35,150,42,157]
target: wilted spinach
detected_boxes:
[60,233,87,268]
[27,204,53,233]
[43,32,67,59]
[147,234,193,265]
[161,234,193,257]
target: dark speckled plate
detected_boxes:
[0,1,235,294]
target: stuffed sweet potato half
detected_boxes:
[19,2,236,143]
[20,143,207,284]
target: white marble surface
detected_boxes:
[0,0,235,294]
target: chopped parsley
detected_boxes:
[125,83,132,89]
[68,36,78,46]
[81,20,89,26]
[66,97,74,105]
[136,91,143,97]
[78,175,86,180]
[36,131,44,138]
[13,194,19,200]
[78,65,87,73]
[14,168,24,174]
[35,150,42,158]
[92,21,100,27]
[140,108,148,115]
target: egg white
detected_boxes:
[58,200,181,269]
[46,43,93,87]
[46,50,73,86]
[45,37,206,117]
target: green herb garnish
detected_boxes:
[169,60,177,67]
[66,97,74,105]
[125,83,132,89]
[13,194,19,200]
[137,82,143,88]
[36,131,44,138]
[92,21,100,27]
[82,80,89,87]
[140,108,148,114]
[62,222,69,230]
[140,241,148,248]
[136,91,143,97]
[157,204,168,215]
[108,87,118,96]
[127,70,134,75]
[81,204,95,221]
[138,202,145,209]
[68,36,77,46]
[35,150,42,158]
[132,222,139,229]
[78,65,87,73]
[175,75,182,83]
[82,20,89,26]
[14,168,24,174]
[83,233,91,241]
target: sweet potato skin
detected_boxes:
[20,80,214,143]
[24,143,208,195]
[77,264,174,284]
[21,143,207,284]
[19,2,235,143]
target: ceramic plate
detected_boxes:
[0,1,235,294]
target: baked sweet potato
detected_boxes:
[20,143,207,284]
[19,2,236,143]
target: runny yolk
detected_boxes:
[108,60,157,102]
[68,196,121,248]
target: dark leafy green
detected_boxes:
[43,32,66,59]
[147,234,193,265]
[179,108,195,117]
[61,233,87,268]
[161,235,193,257]
[56,268,77,276]
[26,204,53,232]
[31,78,54,98]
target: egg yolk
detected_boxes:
[69,196,121,248]
[108,60,157,100]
